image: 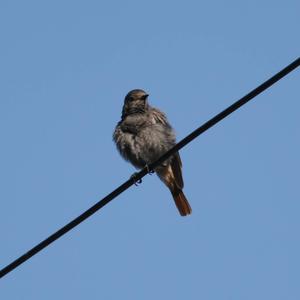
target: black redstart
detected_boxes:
[113,89,191,216]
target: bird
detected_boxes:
[113,89,192,216]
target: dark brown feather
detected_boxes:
[171,152,184,189]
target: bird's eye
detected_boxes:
[126,96,134,102]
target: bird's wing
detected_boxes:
[151,108,184,189]
[171,152,184,189]
[151,108,170,126]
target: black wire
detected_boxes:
[1,57,299,279]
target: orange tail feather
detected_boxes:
[171,188,192,217]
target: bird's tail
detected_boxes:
[171,187,192,217]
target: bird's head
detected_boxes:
[122,89,149,118]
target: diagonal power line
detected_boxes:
[1,57,299,279]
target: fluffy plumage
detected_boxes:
[113,89,191,216]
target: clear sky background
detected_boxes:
[0,1,299,299]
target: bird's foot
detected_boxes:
[130,172,142,186]
[146,164,155,175]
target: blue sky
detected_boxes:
[0,0,299,299]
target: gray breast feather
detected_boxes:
[113,108,176,169]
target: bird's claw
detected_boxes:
[146,164,155,175]
[131,173,142,186]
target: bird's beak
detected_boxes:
[142,94,149,100]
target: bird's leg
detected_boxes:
[130,172,142,186]
[145,164,155,175]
